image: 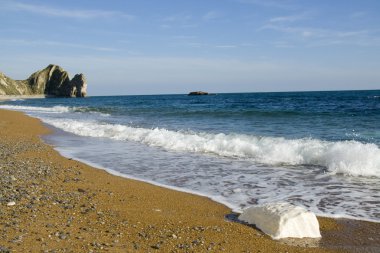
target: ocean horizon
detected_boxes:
[1,89,379,222]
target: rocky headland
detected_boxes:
[0,65,87,97]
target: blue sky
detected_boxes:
[0,0,379,95]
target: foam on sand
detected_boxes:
[239,202,321,240]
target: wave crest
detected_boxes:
[0,105,71,113]
[42,118,380,178]
[0,105,110,116]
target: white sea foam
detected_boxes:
[0,105,71,113]
[9,99,25,102]
[0,104,110,116]
[47,129,380,222]
[42,118,380,178]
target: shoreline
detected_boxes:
[51,144,380,224]
[46,142,239,214]
[1,109,380,252]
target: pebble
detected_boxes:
[0,246,10,253]
[6,201,16,206]
[151,244,160,250]
[59,234,67,240]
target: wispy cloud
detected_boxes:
[203,11,223,21]
[350,11,367,19]
[162,14,192,23]
[186,42,204,48]
[271,41,294,48]
[215,45,237,48]
[0,39,118,52]
[172,35,198,40]
[171,40,240,50]
[306,30,380,47]
[159,24,172,29]
[260,24,323,37]
[160,13,197,29]
[260,23,380,47]
[2,2,134,19]
[269,12,311,23]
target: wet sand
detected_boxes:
[0,109,379,252]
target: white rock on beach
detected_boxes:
[7,201,16,206]
[239,202,321,240]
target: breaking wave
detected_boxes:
[0,105,71,113]
[0,105,110,116]
[42,118,380,178]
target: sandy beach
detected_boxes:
[0,108,379,252]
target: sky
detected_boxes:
[0,0,379,95]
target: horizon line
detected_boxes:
[88,88,379,97]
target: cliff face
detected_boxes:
[0,65,87,97]
[69,74,87,97]
[0,72,31,95]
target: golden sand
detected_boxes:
[0,109,379,252]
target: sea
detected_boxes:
[1,90,379,222]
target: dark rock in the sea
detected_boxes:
[188,91,209,96]
[0,64,87,97]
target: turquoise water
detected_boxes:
[1,90,380,221]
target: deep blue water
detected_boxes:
[6,90,380,143]
[1,90,380,221]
